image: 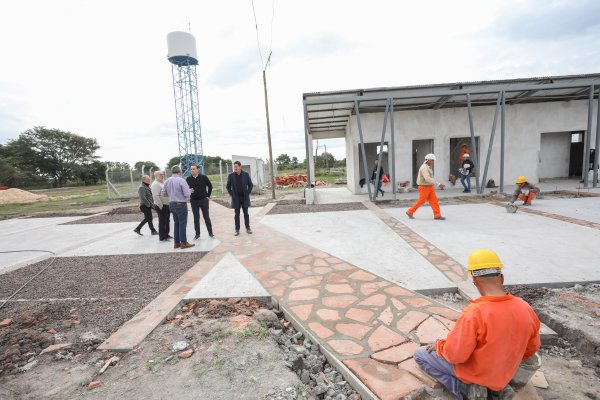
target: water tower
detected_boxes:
[167,31,204,175]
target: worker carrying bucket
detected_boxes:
[413,249,541,399]
[509,176,540,206]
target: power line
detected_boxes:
[268,0,275,56]
[250,0,264,69]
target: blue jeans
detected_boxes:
[170,202,188,244]
[460,174,471,191]
[414,347,462,399]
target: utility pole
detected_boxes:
[262,53,276,200]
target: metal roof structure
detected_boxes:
[302,73,600,137]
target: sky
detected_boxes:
[0,0,599,168]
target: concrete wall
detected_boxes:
[539,132,571,179]
[231,155,269,186]
[344,100,598,193]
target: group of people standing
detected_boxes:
[133,161,254,248]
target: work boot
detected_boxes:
[246,227,253,234]
[459,381,487,400]
[133,229,142,236]
[174,243,181,249]
[406,212,414,219]
[234,230,240,236]
[179,242,195,249]
[488,385,515,400]
[434,216,446,220]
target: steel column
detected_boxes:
[302,101,312,189]
[595,89,600,188]
[374,99,390,200]
[583,86,594,188]
[355,100,373,201]
[390,101,396,194]
[466,94,481,192]
[500,91,506,193]
[480,93,502,194]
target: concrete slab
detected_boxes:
[384,203,600,285]
[261,210,454,291]
[184,252,270,301]
[59,219,219,257]
[528,197,600,224]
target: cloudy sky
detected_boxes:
[1,0,599,168]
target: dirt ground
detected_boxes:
[0,299,314,400]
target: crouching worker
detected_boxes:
[511,176,539,206]
[413,249,541,399]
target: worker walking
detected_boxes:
[459,154,475,193]
[406,153,446,220]
[510,176,539,206]
[413,249,541,399]
[371,159,385,197]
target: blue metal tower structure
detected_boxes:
[167,31,204,176]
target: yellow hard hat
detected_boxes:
[516,176,527,184]
[467,249,504,276]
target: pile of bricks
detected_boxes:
[275,175,327,188]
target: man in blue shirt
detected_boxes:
[161,165,195,249]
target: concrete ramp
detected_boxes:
[184,252,270,302]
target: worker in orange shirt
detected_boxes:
[459,143,471,162]
[406,153,446,220]
[413,249,541,399]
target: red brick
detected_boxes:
[0,319,12,328]
[324,284,354,294]
[346,308,374,324]
[371,341,419,364]
[344,358,424,400]
[348,270,377,282]
[47,328,57,334]
[415,317,449,344]
[404,297,433,308]
[396,311,429,334]
[230,315,252,328]
[399,358,441,388]
[322,295,359,308]
[327,340,364,356]
[316,308,340,321]
[308,322,335,339]
[336,323,372,340]
[368,325,406,352]
[179,349,194,359]
[288,288,320,301]
[427,306,460,321]
[87,381,102,390]
[358,294,387,307]
[384,286,414,297]
[290,304,313,321]
[41,343,72,354]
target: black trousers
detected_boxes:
[154,204,171,240]
[234,203,250,231]
[191,198,213,236]
[136,205,156,232]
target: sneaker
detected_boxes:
[462,189,469,193]
[174,243,181,249]
[234,230,240,236]
[246,228,253,234]
[151,231,159,235]
[459,381,488,400]
[179,242,195,249]
[406,212,414,219]
[194,233,200,240]
[434,216,446,220]
[133,229,143,236]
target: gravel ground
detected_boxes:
[268,202,366,215]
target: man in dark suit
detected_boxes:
[186,163,214,240]
[226,161,253,236]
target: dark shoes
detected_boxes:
[234,230,240,236]
[194,234,200,240]
[133,229,142,236]
[209,234,215,238]
[151,231,159,235]
[434,216,446,220]
[167,235,173,239]
[174,243,181,249]
[246,228,253,234]
[459,381,488,400]
[406,212,414,219]
[180,242,195,249]
[462,189,471,193]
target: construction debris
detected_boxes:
[275,175,327,188]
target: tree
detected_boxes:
[134,161,159,171]
[106,161,131,171]
[3,126,100,187]
[315,152,336,169]
[73,160,107,185]
[275,153,291,168]
[290,156,299,167]
[167,154,226,174]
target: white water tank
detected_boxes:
[167,31,198,66]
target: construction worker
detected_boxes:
[510,176,539,206]
[413,249,541,399]
[406,153,446,220]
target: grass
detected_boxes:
[236,324,269,340]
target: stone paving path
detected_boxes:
[362,201,467,283]
[204,203,462,399]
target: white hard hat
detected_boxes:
[425,153,436,161]
[464,153,470,158]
